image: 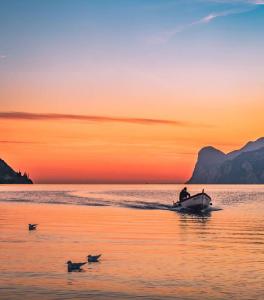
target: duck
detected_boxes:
[87,254,101,262]
[67,260,87,272]
[28,224,38,230]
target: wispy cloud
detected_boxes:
[0,55,7,59]
[253,0,264,4]
[195,7,252,24]
[0,111,211,127]
[203,0,264,4]
[149,0,263,44]
[0,140,39,144]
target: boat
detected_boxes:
[172,191,212,211]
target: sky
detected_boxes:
[0,0,264,183]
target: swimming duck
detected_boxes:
[87,254,101,262]
[67,260,87,272]
[28,224,37,230]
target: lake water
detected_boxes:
[0,184,264,299]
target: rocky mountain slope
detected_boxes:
[187,137,264,184]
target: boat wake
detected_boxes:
[0,189,222,213]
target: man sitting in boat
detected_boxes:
[179,187,190,202]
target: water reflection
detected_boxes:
[1,184,264,300]
[178,209,211,225]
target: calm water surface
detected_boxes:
[0,184,264,299]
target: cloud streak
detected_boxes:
[195,7,253,24]
[0,140,38,144]
[203,0,264,4]
[149,0,263,44]
[0,111,210,127]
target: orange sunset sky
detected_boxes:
[0,0,263,183]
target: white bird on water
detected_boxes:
[87,254,102,262]
[28,224,37,230]
[67,261,87,272]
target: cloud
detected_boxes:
[0,55,7,59]
[149,0,263,44]
[148,9,243,44]
[237,0,264,4]
[0,140,38,144]
[253,0,264,4]
[0,111,211,128]
[196,7,252,24]
[203,0,264,4]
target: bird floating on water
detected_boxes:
[87,254,101,262]
[67,261,87,272]
[28,224,37,230]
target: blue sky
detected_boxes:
[1,0,264,71]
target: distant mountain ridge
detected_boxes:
[187,137,264,184]
[0,158,33,184]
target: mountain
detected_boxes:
[0,158,33,184]
[187,137,264,184]
[227,137,264,160]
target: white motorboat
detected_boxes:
[172,191,212,211]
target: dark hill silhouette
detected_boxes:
[187,137,264,184]
[0,158,33,184]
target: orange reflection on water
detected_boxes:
[0,187,263,300]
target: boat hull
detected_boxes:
[173,193,212,211]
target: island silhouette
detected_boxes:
[0,158,33,184]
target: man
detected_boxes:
[179,187,190,202]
